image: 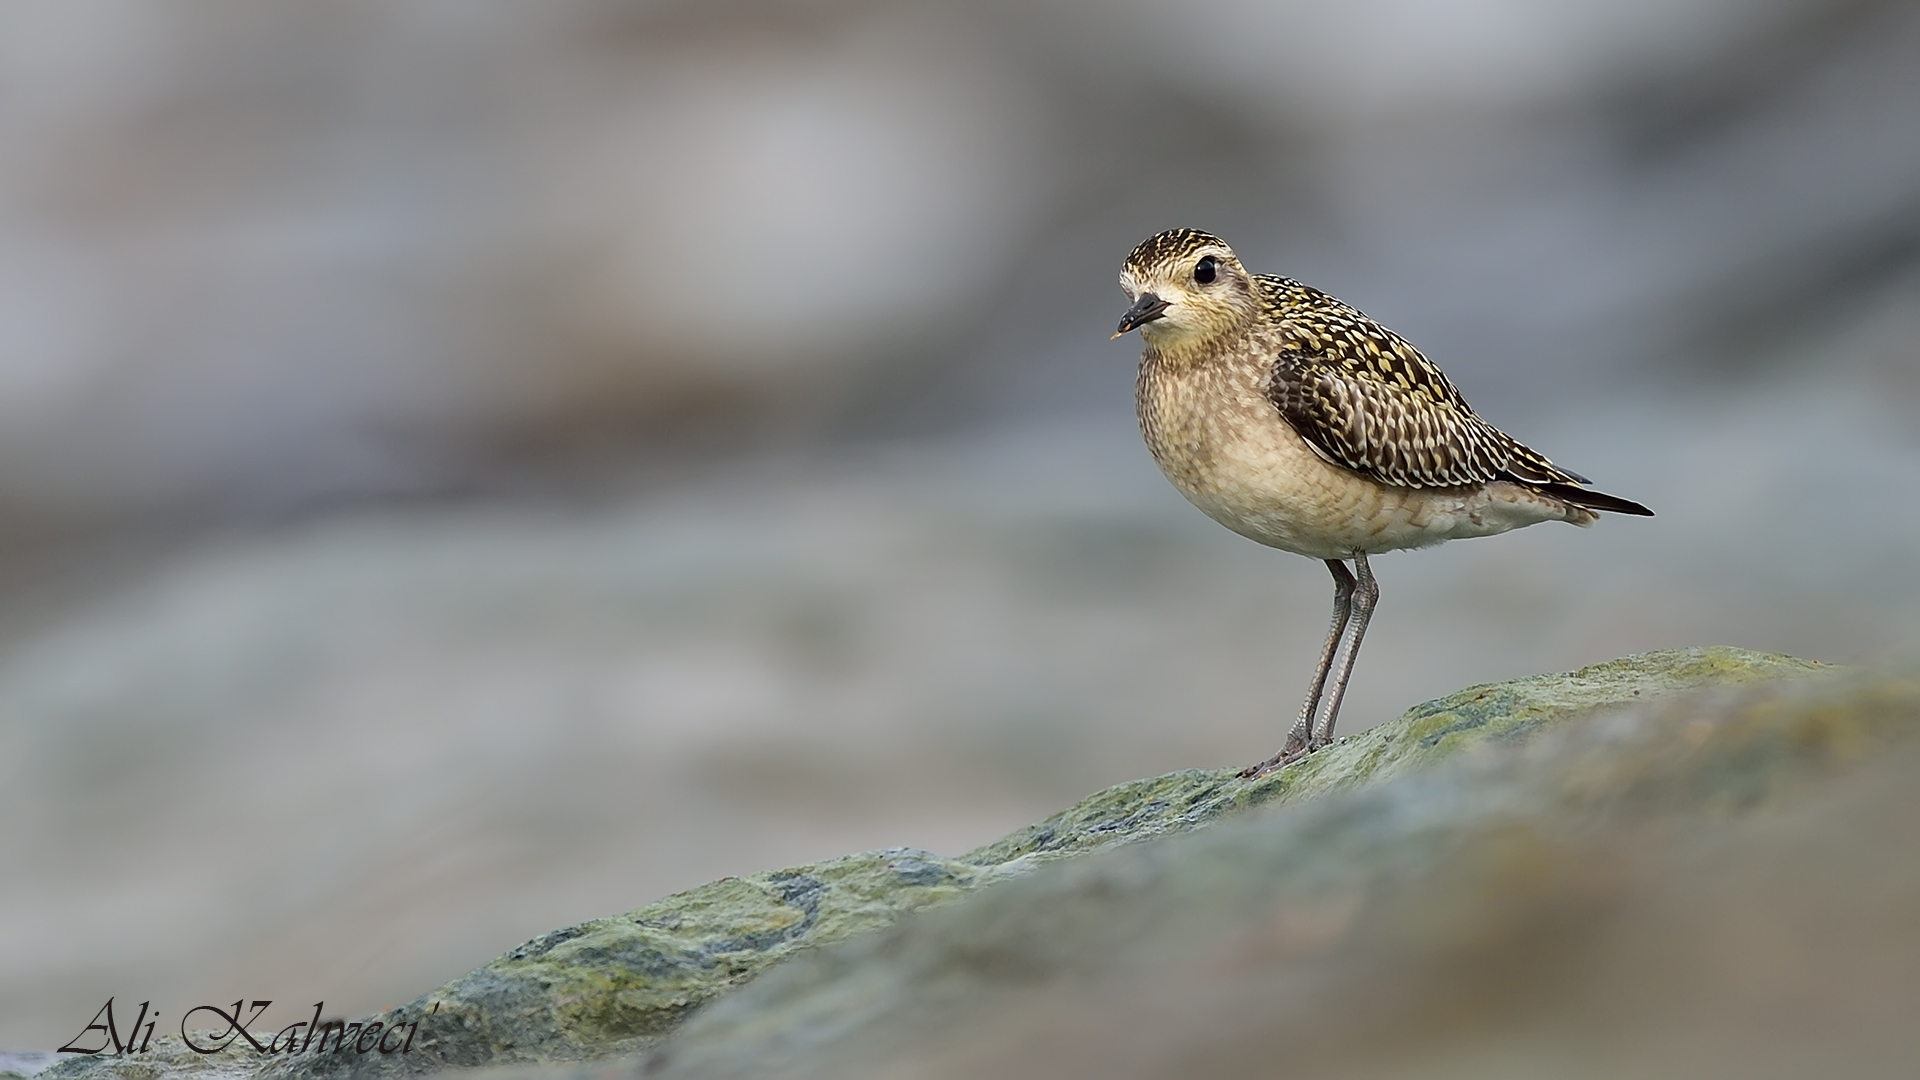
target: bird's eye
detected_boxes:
[1193,256,1217,284]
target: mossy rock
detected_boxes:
[964,646,1826,867]
[640,659,1920,1079]
[38,647,1828,1080]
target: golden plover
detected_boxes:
[1114,228,1652,779]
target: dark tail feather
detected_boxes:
[1536,482,1654,517]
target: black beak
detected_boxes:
[1113,293,1169,338]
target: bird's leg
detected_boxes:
[1240,559,1354,779]
[1294,558,1359,751]
[1310,551,1377,749]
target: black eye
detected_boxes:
[1193,256,1217,284]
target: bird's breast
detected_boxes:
[1135,350,1556,558]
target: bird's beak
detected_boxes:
[1112,293,1170,339]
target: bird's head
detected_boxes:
[1114,228,1256,352]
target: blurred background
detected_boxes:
[3,0,1919,1051]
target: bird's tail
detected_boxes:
[1536,482,1654,517]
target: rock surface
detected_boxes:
[631,656,1920,1079]
[38,647,1836,1080]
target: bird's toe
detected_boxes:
[1239,734,1313,780]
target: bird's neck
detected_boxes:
[1142,321,1251,371]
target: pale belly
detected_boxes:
[1139,369,1574,560]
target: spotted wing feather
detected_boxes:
[1260,279,1586,490]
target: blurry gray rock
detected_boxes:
[35,647,1829,1080]
[2,1,1917,513]
[0,1051,53,1080]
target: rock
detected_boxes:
[37,647,1829,1080]
[631,658,1920,1079]
[0,1051,54,1080]
[28,1039,254,1080]
[961,646,1826,869]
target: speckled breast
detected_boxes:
[1134,345,1538,559]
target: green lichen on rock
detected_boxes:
[964,646,1828,866]
[29,1036,258,1080]
[37,648,1834,1080]
[257,850,984,1080]
[639,660,1920,1080]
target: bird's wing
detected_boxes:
[1261,292,1583,490]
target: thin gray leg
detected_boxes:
[1311,551,1377,748]
[1241,559,1355,779]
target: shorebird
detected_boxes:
[1114,228,1652,779]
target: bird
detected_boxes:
[1113,228,1652,779]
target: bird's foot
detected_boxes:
[1238,733,1314,780]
